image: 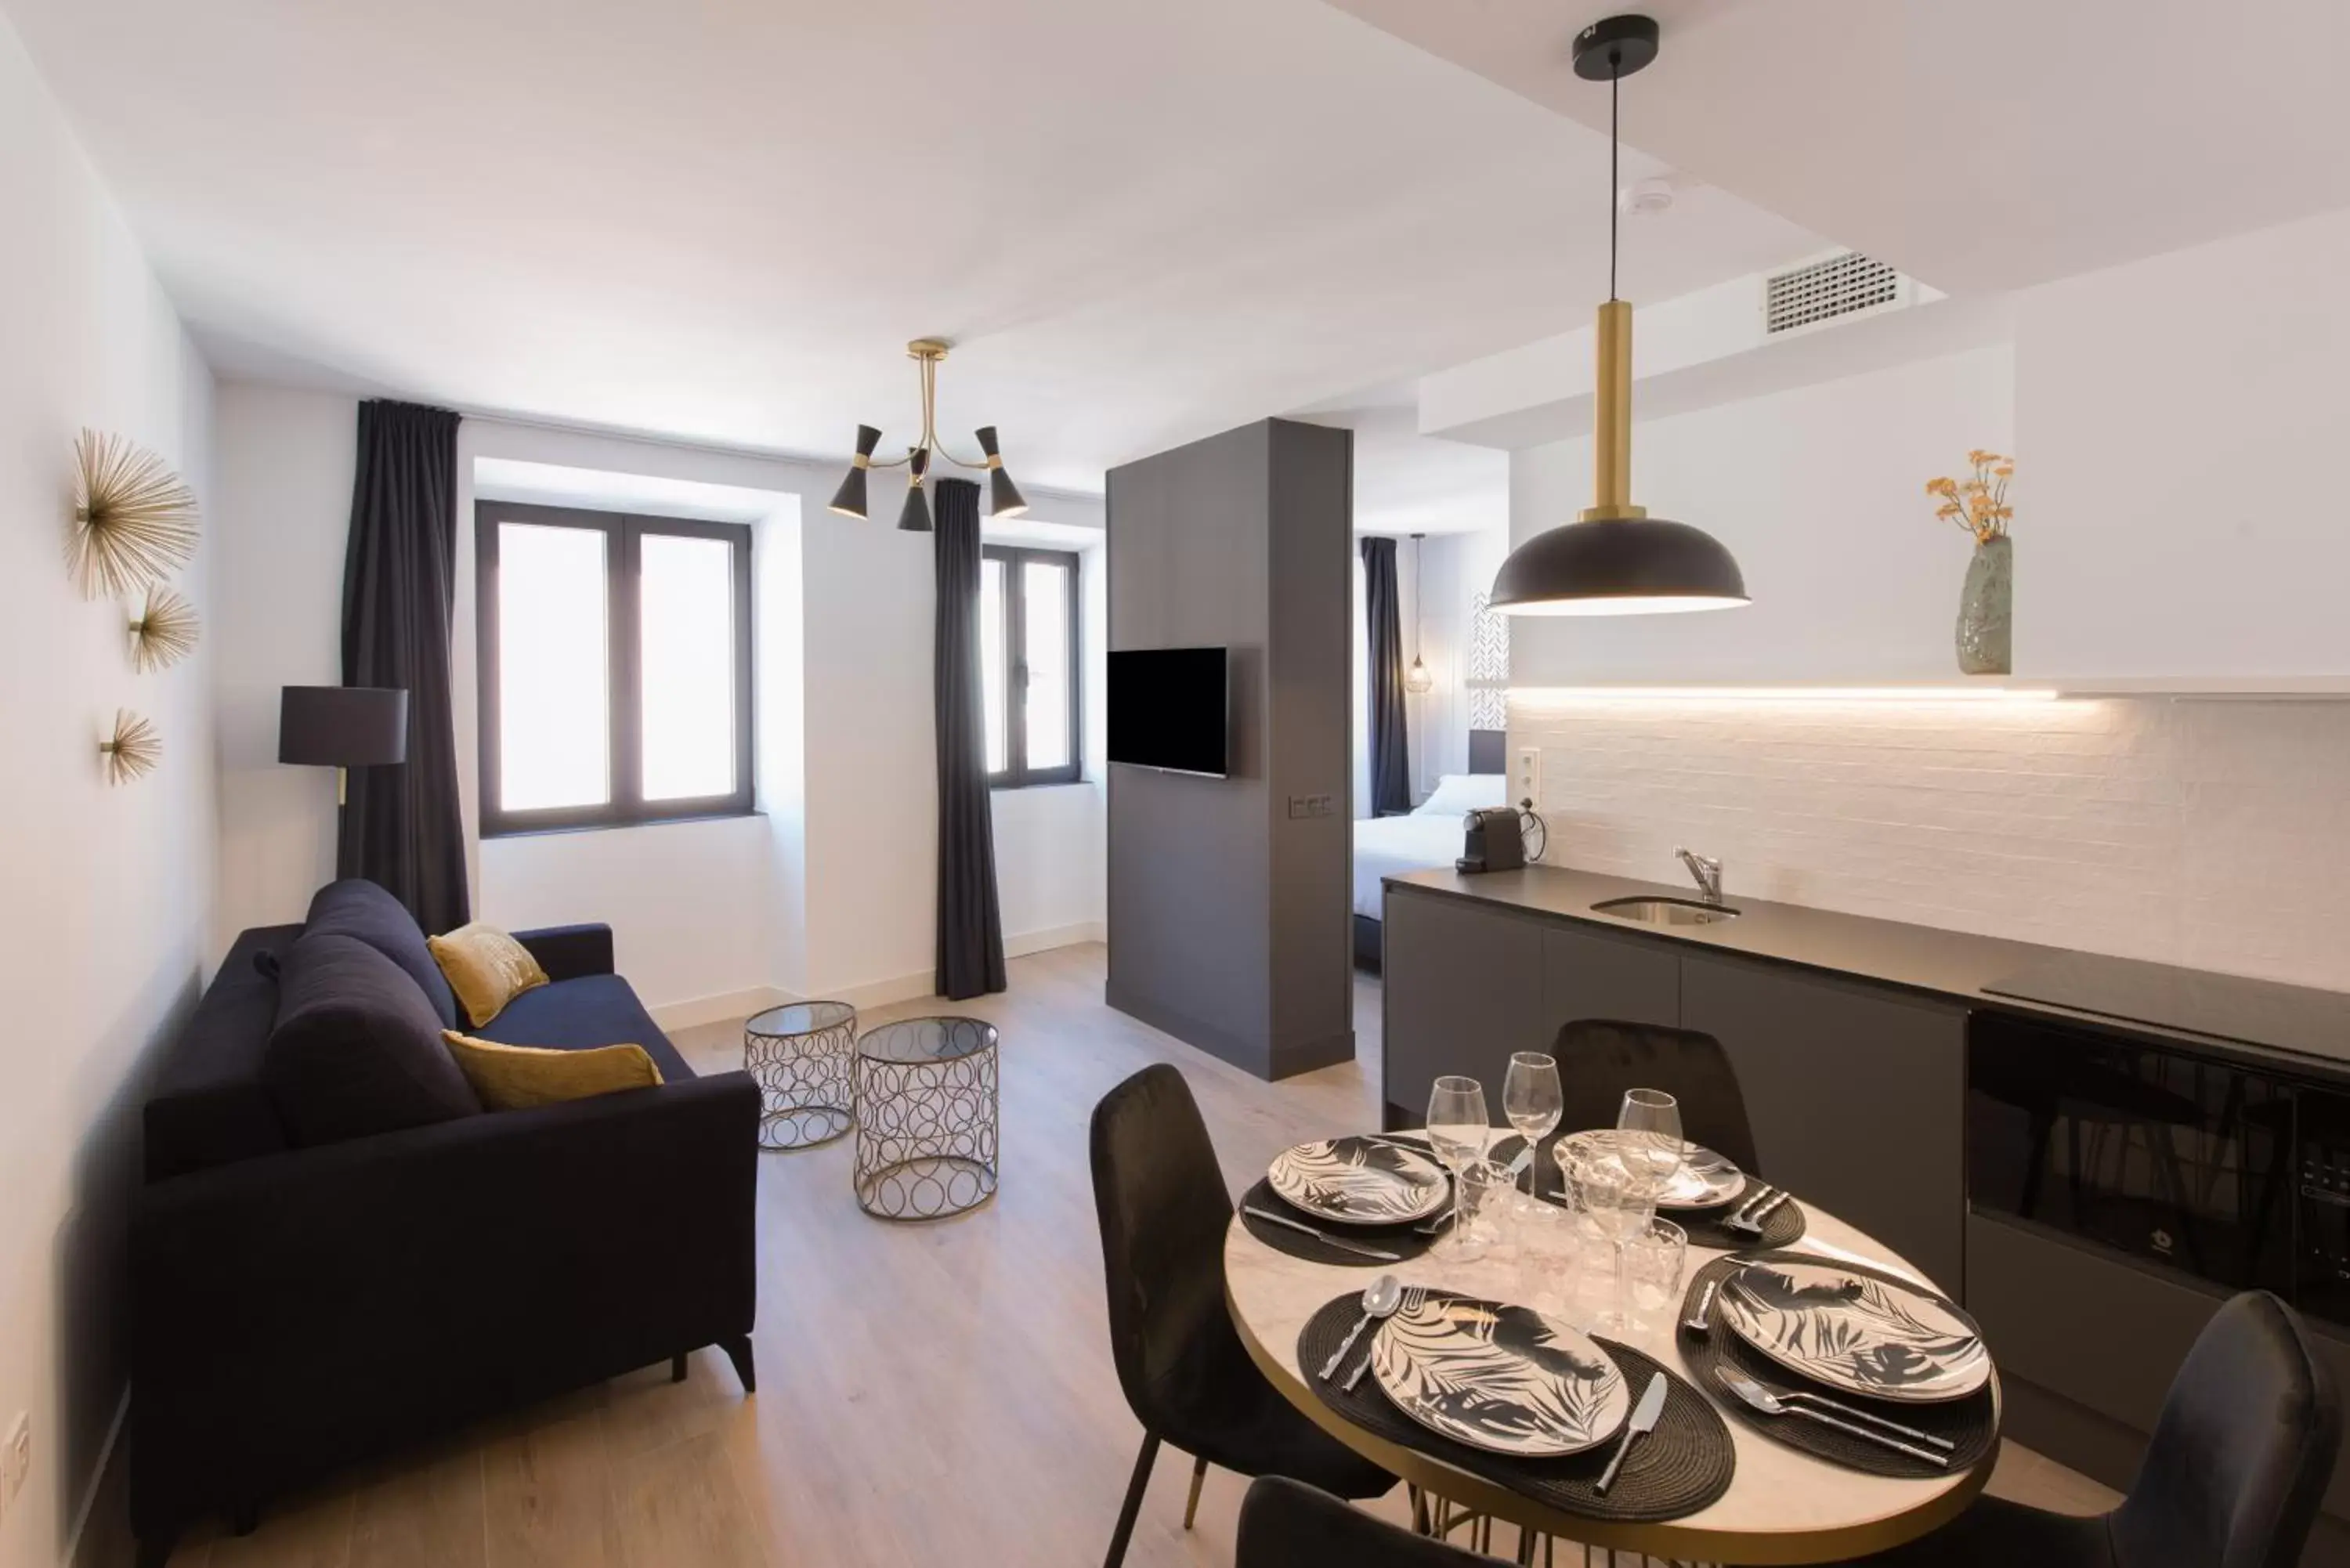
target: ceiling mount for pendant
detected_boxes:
[826,338,1029,531]
[1489,13,1749,618]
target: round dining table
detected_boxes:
[1225,1182,1999,1565]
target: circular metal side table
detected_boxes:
[853,1017,999,1220]
[743,1001,858,1150]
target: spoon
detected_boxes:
[1318,1274,1403,1381]
[1711,1367,1948,1465]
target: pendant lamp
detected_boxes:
[1405,533,1434,693]
[1488,15,1749,617]
[828,339,1029,522]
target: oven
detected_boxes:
[1967,1009,2350,1328]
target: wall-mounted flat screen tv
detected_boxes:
[1108,647,1229,778]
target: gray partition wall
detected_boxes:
[1104,417,1354,1080]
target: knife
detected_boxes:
[1241,1205,1404,1262]
[1595,1372,1668,1495]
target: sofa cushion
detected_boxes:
[305,880,461,1030]
[263,934,483,1145]
[474,974,695,1086]
[442,1031,664,1110]
[145,925,302,1180]
[428,922,550,1028]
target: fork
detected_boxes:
[1343,1286,1424,1391]
[1725,1185,1791,1235]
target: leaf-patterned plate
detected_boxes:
[1267,1137,1450,1227]
[1570,1131,1747,1211]
[1369,1292,1631,1457]
[1718,1262,1990,1404]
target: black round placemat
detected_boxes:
[1299,1291,1734,1523]
[1238,1178,1442,1266]
[1673,1183,1807,1251]
[1676,1251,1997,1478]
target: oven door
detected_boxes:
[1968,1011,2294,1294]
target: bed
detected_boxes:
[1351,731,1508,972]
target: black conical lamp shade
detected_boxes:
[829,425,880,519]
[975,426,1028,518]
[1490,517,1747,616]
[896,447,932,533]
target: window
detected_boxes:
[476,501,753,834]
[979,544,1082,787]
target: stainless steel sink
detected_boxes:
[1591,896,1741,927]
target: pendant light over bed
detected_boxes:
[1488,15,1749,618]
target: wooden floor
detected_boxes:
[159,944,2118,1567]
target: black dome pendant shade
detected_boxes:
[1489,14,1750,618]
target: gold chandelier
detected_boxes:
[827,338,1028,533]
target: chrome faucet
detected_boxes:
[1675,847,1724,905]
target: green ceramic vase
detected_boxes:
[1956,536,2012,676]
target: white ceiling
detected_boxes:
[6,0,1820,497]
[1323,0,2350,296]
[1285,386,1507,536]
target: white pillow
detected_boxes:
[1413,773,1508,817]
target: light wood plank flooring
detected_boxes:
[160,944,2117,1566]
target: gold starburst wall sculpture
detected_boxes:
[99,709,162,786]
[128,587,201,673]
[69,428,201,600]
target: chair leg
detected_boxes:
[1103,1432,1160,1568]
[719,1335,756,1394]
[1182,1454,1208,1529]
[671,1353,689,1383]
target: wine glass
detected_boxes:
[1616,1087,1685,1205]
[1564,1140,1652,1331]
[1425,1075,1491,1260]
[1502,1052,1563,1216]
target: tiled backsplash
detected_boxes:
[1509,693,2350,992]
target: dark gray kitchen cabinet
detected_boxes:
[1681,954,1968,1290]
[1539,924,1679,1047]
[1383,890,1546,1125]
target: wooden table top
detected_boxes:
[1225,1184,1998,1564]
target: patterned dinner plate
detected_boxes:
[1717,1261,1990,1404]
[1572,1131,1748,1211]
[1267,1137,1450,1227]
[1369,1292,1631,1458]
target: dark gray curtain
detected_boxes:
[1361,536,1412,816]
[339,399,470,934]
[932,478,1007,999]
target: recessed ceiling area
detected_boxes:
[1322,0,2350,296]
[5,0,1821,496]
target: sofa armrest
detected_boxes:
[510,922,614,981]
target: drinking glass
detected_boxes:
[1621,1216,1689,1330]
[1502,1052,1564,1216]
[1564,1140,1654,1331]
[1448,1158,1513,1263]
[1616,1087,1685,1205]
[1425,1075,1491,1261]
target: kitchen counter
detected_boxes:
[1384,865,2350,1075]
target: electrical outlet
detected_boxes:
[1287,795,1309,819]
[1513,746,1542,807]
[2,1410,27,1512]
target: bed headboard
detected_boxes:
[1468,728,1506,775]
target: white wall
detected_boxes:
[2016,204,2350,679]
[0,17,216,1566]
[208,391,1108,1013]
[1508,344,2016,687]
[1510,692,2350,993]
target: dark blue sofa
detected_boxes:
[129,880,758,1566]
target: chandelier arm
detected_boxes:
[865,450,914,469]
[930,443,990,471]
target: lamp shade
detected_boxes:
[975,426,1028,519]
[897,447,933,533]
[279,685,408,766]
[829,424,881,519]
[1489,518,1749,616]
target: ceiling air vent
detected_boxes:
[1762,251,1907,336]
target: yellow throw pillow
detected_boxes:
[428,923,551,1027]
[442,1031,663,1111]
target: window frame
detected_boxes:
[475,500,754,836]
[982,543,1084,789]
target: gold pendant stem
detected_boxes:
[1581,299,1647,522]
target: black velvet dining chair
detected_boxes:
[1828,1290,2339,1568]
[1238,1476,1489,1566]
[1089,1064,1395,1567]
[1553,1017,1762,1174]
